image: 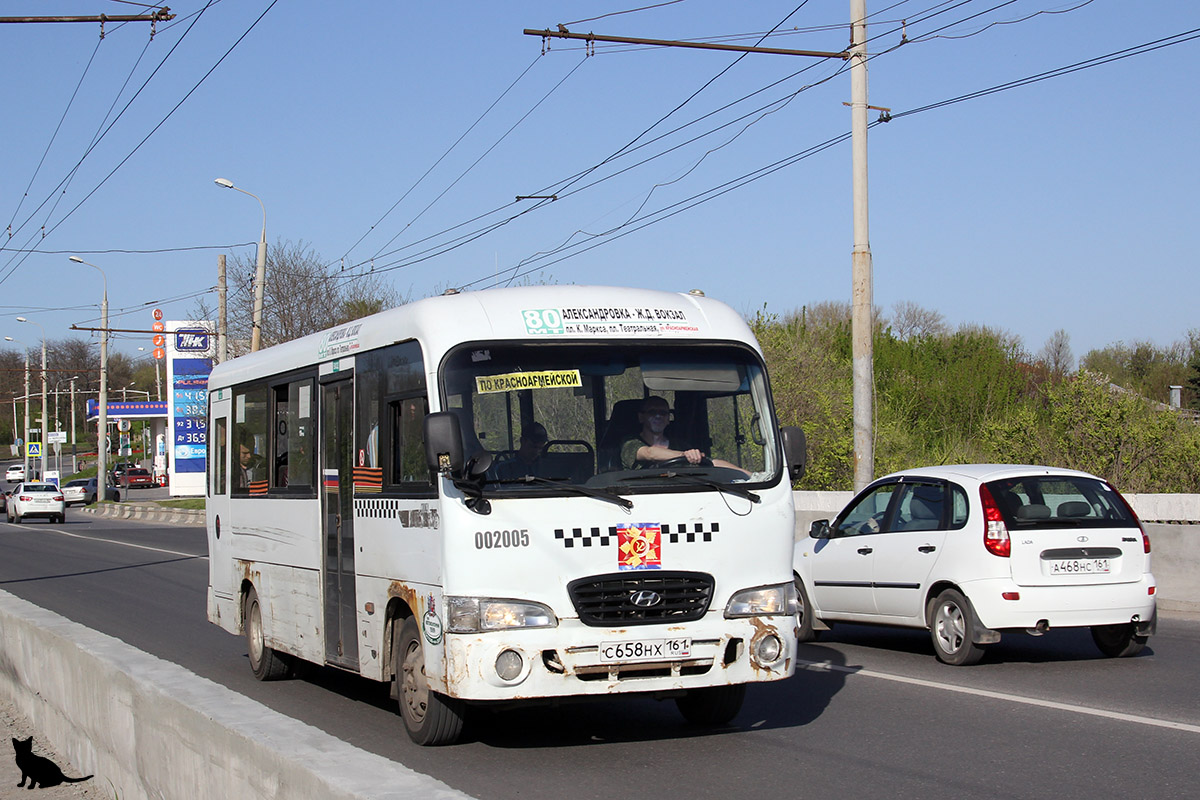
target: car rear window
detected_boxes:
[24,485,60,493]
[985,475,1137,528]
[128,469,149,476]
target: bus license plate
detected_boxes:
[1048,558,1111,575]
[599,638,691,663]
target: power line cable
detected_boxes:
[5,37,104,235]
[333,53,545,269]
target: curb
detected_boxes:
[79,502,204,527]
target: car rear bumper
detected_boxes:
[962,574,1157,630]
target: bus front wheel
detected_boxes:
[393,616,465,746]
[244,587,291,681]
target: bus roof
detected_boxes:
[207,284,759,390]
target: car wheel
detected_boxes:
[928,589,986,666]
[1090,623,1147,658]
[394,616,464,745]
[675,684,747,725]
[794,574,821,643]
[244,587,292,681]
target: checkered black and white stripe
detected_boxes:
[553,522,719,548]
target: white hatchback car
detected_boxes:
[794,465,1156,665]
[6,464,24,483]
[7,482,66,524]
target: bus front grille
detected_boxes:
[568,571,714,627]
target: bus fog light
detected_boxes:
[495,649,524,681]
[752,633,783,666]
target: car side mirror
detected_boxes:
[780,426,807,482]
[809,519,832,539]
[424,412,464,477]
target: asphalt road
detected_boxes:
[2,514,1198,799]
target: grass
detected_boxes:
[155,498,205,510]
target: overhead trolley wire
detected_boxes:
[5,36,104,237]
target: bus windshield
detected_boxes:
[441,341,780,490]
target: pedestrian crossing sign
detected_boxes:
[26,442,41,457]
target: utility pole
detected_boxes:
[529,13,876,489]
[850,0,874,492]
[218,254,228,363]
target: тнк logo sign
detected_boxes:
[175,330,210,351]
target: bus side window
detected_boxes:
[212,417,227,496]
[390,395,430,488]
[233,385,268,496]
[272,378,314,489]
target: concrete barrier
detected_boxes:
[80,502,204,526]
[0,591,473,800]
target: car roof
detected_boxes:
[877,463,1103,485]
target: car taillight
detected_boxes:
[979,484,1010,558]
[1111,486,1150,554]
[53,496,63,502]
[18,495,31,502]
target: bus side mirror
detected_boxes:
[424,412,464,476]
[780,426,807,482]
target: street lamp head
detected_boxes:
[68,256,84,263]
[16,316,26,323]
[4,337,13,343]
[214,178,234,189]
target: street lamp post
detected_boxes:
[4,337,29,479]
[69,256,109,502]
[138,346,163,401]
[17,317,47,479]
[53,376,77,476]
[214,177,267,352]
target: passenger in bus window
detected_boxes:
[622,396,745,473]
[495,423,549,479]
[237,436,264,489]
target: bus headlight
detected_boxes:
[446,597,558,633]
[724,582,798,618]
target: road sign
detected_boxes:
[26,442,41,457]
[47,431,67,444]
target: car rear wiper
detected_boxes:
[620,470,760,504]
[486,475,633,510]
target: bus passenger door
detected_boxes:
[322,376,359,669]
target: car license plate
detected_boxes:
[1048,558,1111,575]
[599,638,691,663]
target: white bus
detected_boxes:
[206,285,806,745]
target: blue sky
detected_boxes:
[1,0,1197,364]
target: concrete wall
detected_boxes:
[792,491,1199,614]
[0,591,472,800]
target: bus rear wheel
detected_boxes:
[244,587,291,681]
[393,616,464,746]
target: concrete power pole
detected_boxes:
[218,254,228,363]
[850,0,875,492]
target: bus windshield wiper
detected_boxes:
[487,475,633,510]
[620,471,760,504]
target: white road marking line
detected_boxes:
[798,658,1200,734]
[19,525,208,560]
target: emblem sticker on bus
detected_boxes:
[618,523,662,571]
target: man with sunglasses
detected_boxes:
[621,396,743,472]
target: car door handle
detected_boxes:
[857,547,873,555]
[918,545,937,553]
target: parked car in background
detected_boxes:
[6,464,24,483]
[7,482,66,524]
[61,477,121,506]
[794,464,1156,666]
[121,468,154,490]
[109,462,133,484]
